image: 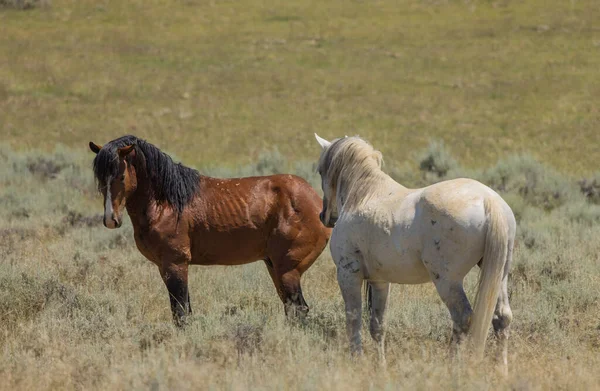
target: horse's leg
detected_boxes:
[368,281,390,366]
[264,258,309,318]
[159,261,191,327]
[424,246,474,357]
[266,225,326,319]
[432,278,472,356]
[337,261,364,356]
[280,269,309,318]
[492,242,513,376]
[263,258,284,301]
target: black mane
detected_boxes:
[92,135,200,213]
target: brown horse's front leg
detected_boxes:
[159,262,191,327]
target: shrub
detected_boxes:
[254,149,286,176]
[27,157,66,180]
[0,269,81,328]
[0,0,48,9]
[579,175,600,204]
[478,155,579,211]
[556,201,600,225]
[418,141,458,179]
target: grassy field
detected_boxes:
[1,144,599,390]
[1,0,600,173]
[1,0,600,390]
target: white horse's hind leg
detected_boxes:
[368,281,390,366]
[336,261,364,356]
[492,243,513,376]
[492,276,512,376]
[431,278,473,356]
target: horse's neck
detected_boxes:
[339,168,403,212]
[125,168,155,226]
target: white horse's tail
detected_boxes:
[470,197,509,357]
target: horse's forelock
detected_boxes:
[93,149,117,189]
[92,135,139,189]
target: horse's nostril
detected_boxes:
[329,216,338,227]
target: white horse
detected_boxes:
[314,134,515,373]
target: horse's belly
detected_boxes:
[190,256,261,266]
[189,227,267,266]
[365,250,430,284]
[190,241,264,266]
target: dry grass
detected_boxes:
[1,145,599,390]
[1,0,600,174]
[1,0,600,388]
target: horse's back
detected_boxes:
[266,174,323,210]
[195,174,323,229]
[187,174,328,266]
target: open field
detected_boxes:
[1,0,600,390]
[1,0,600,173]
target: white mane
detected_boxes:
[318,136,387,212]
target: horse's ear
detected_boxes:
[314,133,332,150]
[117,144,136,158]
[89,142,102,154]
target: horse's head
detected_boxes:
[314,133,338,228]
[89,141,138,229]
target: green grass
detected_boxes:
[1,0,600,173]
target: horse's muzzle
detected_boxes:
[319,211,337,228]
[103,216,122,229]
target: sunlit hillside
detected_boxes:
[1,0,599,173]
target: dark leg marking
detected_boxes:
[160,263,192,328]
[165,276,191,328]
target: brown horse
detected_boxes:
[89,135,330,326]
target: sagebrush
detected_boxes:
[1,143,599,390]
